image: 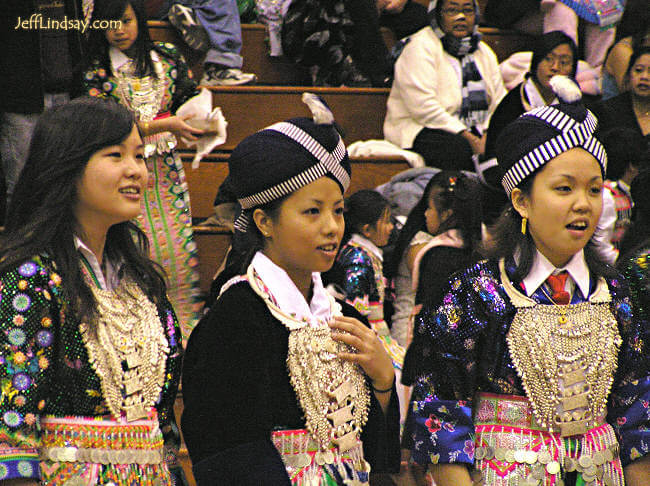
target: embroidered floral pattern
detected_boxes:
[405,259,649,470]
[0,256,183,481]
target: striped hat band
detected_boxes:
[501,106,607,196]
[234,122,349,232]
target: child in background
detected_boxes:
[325,190,405,370]
[387,171,483,348]
[386,171,482,485]
[83,0,204,341]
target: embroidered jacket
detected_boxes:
[82,42,199,115]
[403,259,649,467]
[335,239,386,324]
[331,238,405,368]
[0,255,183,481]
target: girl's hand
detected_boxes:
[329,316,394,389]
[461,130,486,156]
[160,114,205,141]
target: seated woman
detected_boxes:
[593,45,650,146]
[482,31,577,225]
[402,77,649,485]
[384,0,506,171]
[181,101,400,484]
[601,0,649,100]
[0,97,184,484]
[484,31,578,162]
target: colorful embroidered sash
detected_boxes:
[474,393,623,486]
[38,409,170,486]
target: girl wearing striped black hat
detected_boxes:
[401,76,649,486]
[181,95,400,485]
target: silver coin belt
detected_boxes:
[272,429,370,485]
[473,422,624,486]
[39,413,165,467]
[40,446,163,465]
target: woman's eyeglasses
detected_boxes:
[542,54,573,69]
[441,7,475,16]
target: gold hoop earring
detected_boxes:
[521,217,527,235]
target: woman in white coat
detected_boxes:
[384,0,506,171]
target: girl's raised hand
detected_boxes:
[330,316,394,390]
[162,114,205,141]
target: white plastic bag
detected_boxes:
[176,88,228,168]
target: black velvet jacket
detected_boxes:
[181,281,401,485]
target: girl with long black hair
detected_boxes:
[0,97,184,485]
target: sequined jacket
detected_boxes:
[622,247,650,323]
[333,240,385,321]
[403,259,649,467]
[0,255,183,481]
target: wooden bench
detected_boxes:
[194,225,231,293]
[148,21,535,85]
[199,85,390,151]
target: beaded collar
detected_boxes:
[500,259,622,436]
[243,254,371,456]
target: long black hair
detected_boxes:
[483,178,616,283]
[386,171,483,280]
[1,97,167,321]
[613,0,649,46]
[341,190,391,245]
[86,0,156,78]
[625,45,650,90]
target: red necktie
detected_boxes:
[546,271,570,305]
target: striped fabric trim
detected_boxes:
[268,122,350,190]
[238,122,349,210]
[234,122,350,232]
[501,108,606,195]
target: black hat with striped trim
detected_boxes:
[229,94,351,231]
[496,76,607,197]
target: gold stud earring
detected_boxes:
[521,217,527,235]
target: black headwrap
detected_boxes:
[229,94,352,231]
[497,76,607,196]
